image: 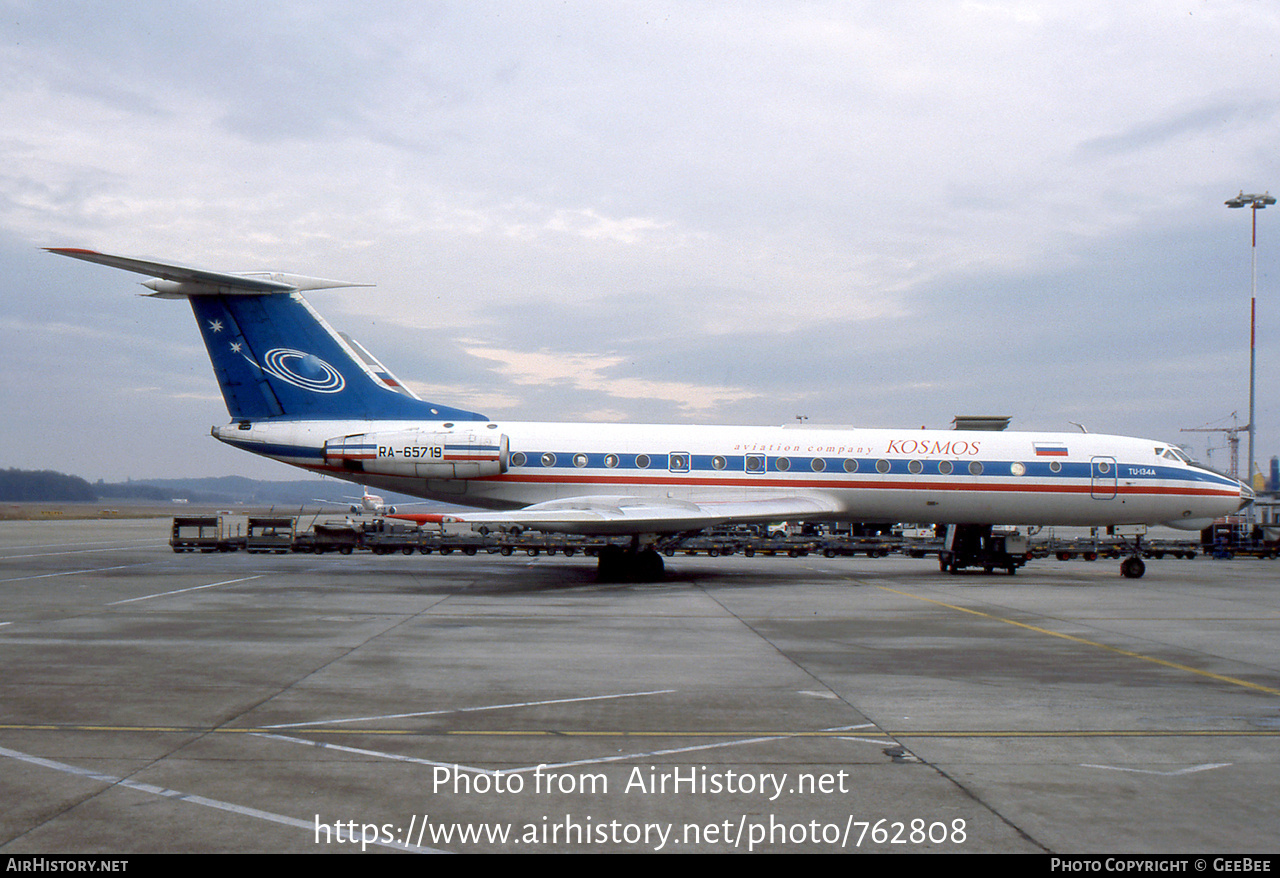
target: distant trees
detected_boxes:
[0,469,381,506]
[0,469,97,502]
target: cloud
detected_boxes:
[461,344,763,417]
[1076,97,1280,159]
[1,2,1278,478]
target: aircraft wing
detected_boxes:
[390,493,843,535]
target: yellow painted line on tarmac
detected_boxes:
[442,729,1280,738]
[874,584,1280,697]
[0,722,410,736]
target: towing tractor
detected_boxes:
[938,524,1029,575]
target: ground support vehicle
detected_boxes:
[172,515,1265,568]
[818,535,906,558]
[1033,536,1200,562]
[938,525,1028,575]
[294,520,361,555]
[170,516,241,553]
[1202,521,1280,559]
[245,517,295,554]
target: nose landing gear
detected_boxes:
[1120,555,1146,579]
[1119,532,1147,579]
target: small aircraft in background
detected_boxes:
[311,486,401,516]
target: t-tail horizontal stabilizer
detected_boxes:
[47,248,488,424]
[45,248,373,297]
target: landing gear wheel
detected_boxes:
[1120,556,1146,579]
[597,545,624,581]
[596,546,665,583]
[637,548,665,581]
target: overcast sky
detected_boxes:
[2,1,1278,483]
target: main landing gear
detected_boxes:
[596,536,666,582]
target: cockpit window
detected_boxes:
[1155,445,1195,466]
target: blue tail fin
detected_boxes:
[189,292,487,421]
[47,248,487,423]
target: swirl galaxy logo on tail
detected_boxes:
[257,347,346,393]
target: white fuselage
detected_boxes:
[215,419,1248,529]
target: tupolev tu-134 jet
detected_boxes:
[49,248,1252,580]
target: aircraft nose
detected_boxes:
[1238,479,1255,511]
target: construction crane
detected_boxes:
[1181,415,1247,479]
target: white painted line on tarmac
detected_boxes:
[502,722,889,775]
[254,732,493,777]
[0,540,168,558]
[836,736,898,745]
[258,728,798,781]
[0,743,443,853]
[255,720,887,784]
[264,688,677,729]
[508,734,796,774]
[108,575,264,604]
[0,563,155,583]
[1082,762,1232,776]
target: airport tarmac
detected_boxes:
[0,517,1276,854]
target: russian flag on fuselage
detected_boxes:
[1033,442,1070,457]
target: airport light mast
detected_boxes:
[1225,189,1274,524]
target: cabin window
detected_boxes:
[907,460,923,474]
[669,453,690,472]
[1049,460,1061,473]
[938,460,953,475]
[776,457,791,472]
[843,459,859,473]
[712,455,727,470]
[573,453,588,468]
[1010,462,1026,476]
[604,453,619,468]
[968,461,983,476]
[636,454,651,469]
[511,451,527,467]
[745,454,765,473]
[541,452,557,467]
[876,459,891,474]
[811,458,826,473]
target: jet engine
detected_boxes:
[325,430,509,479]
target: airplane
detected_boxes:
[312,485,444,517]
[312,486,400,516]
[49,247,1253,580]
